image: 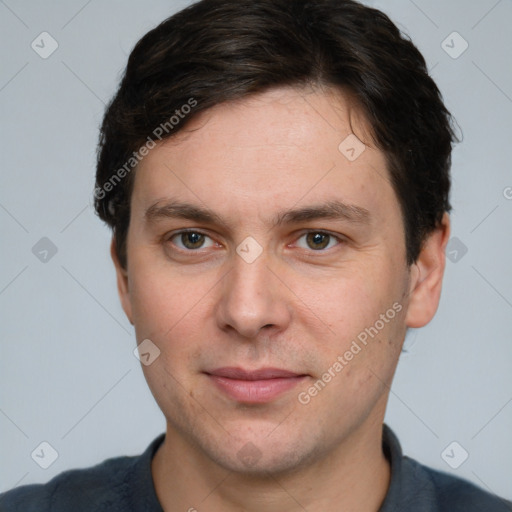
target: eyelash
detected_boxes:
[165,229,345,254]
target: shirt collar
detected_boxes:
[379,424,438,511]
[140,425,438,512]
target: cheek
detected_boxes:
[303,261,406,362]
[129,277,172,340]
[127,254,207,337]
[313,269,388,327]
[128,260,218,381]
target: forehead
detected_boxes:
[131,86,397,228]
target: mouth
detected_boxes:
[204,367,308,403]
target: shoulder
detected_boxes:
[403,456,512,511]
[0,448,151,512]
[381,425,511,511]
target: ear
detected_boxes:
[110,238,134,325]
[405,213,451,328]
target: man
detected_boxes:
[1,0,510,510]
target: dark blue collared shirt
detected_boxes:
[1,425,510,511]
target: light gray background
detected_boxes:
[1,0,511,502]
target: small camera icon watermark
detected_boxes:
[31,32,59,59]
[32,237,58,263]
[236,236,263,264]
[441,31,468,60]
[338,133,366,162]
[31,441,59,469]
[133,339,161,366]
[441,441,469,469]
[236,442,262,467]
[446,237,468,263]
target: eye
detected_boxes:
[168,230,216,251]
[295,231,342,251]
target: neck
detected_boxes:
[152,416,391,512]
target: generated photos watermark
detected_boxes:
[94,98,198,201]
[298,301,403,405]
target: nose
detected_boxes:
[215,251,292,339]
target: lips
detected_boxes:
[207,367,303,380]
[205,367,307,403]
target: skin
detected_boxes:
[112,85,450,511]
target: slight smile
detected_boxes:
[205,367,309,403]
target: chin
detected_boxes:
[201,432,321,477]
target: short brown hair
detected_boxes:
[95,0,459,268]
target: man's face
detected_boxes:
[116,86,415,474]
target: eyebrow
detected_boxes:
[144,199,371,228]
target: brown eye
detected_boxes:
[295,232,341,251]
[170,231,213,250]
[306,232,330,250]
